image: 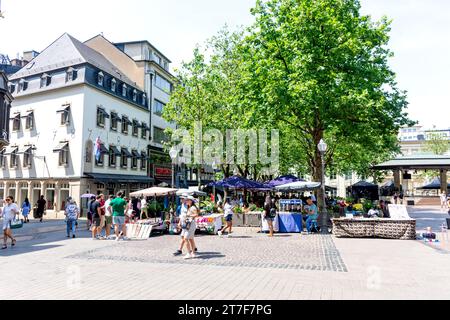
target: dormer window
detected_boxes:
[122,84,127,97]
[8,83,15,93]
[111,78,116,92]
[18,79,28,92]
[98,72,104,86]
[40,74,51,88]
[66,67,78,82]
[142,93,147,106]
[132,89,137,102]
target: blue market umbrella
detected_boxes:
[265,175,305,188]
[209,175,268,190]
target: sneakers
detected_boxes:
[72,235,76,239]
[183,253,192,260]
[173,250,183,256]
[218,230,223,237]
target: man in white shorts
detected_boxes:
[2,196,19,249]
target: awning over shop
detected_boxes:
[110,146,121,156]
[53,142,69,152]
[99,144,109,154]
[85,173,154,184]
[3,146,18,155]
[56,105,70,113]
[20,111,34,118]
[97,108,110,119]
[121,148,132,158]
[132,150,142,159]
[17,146,32,154]
[141,123,150,131]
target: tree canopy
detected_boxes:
[164,0,414,202]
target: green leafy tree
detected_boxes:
[239,0,414,208]
[424,132,450,155]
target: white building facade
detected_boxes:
[0,34,153,211]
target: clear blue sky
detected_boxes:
[1,0,449,129]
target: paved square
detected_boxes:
[68,232,348,272]
[2,206,450,300]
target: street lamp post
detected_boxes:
[318,139,329,234]
[169,147,178,188]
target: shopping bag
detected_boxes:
[10,215,24,229]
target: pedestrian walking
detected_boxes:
[182,196,199,259]
[65,199,79,238]
[440,191,448,211]
[36,195,46,223]
[90,195,103,239]
[21,197,31,223]
[86,196,96,230]
[218,198,234,237]
[263,195,276,237]
[98,194,106,236]
[110,192,127,241]
[140,197,147,220]
[2,196,19,249]
[173,194,198,256]
[104,195,114,238]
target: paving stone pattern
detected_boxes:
[67,232,348,272]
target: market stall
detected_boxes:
[130,187,178,235]
[270,181,321,233]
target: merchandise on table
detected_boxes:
[279,199,303,212]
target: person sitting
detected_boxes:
[304,197,319,234]
[367,206,380,218]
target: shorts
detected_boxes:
[113,216,125,226]
[181,222,196,240]
[105,216,113,225]
[93,217,101,227]
[264,217,275,222]
[225,215,233,222]
[2,215,14,231]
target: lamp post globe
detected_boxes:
[169,147,177,188]
[317,139,329,234]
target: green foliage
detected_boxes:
[164,0,414,192]
[424,132,450,155]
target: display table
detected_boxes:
[332,218,416,240]
[278,212,303,233]
[261,213,280,233]
[195,214,223,234]
[244,212,263,227]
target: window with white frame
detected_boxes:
[0,150,5,168]
[10,149,18,168]
[111,78,116,92]
[98,72,104,86]
[122,84,127,97]
[66,68,77,82]
[110,112,119,131]
[121,116,129,134]
[25,112,34,130]
[96,107,107,127]
[132,120,139,137]
[40,74,51,88]
[11,113,21,131]
[132,89,137,102]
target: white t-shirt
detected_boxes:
[104,199,112,217]
[224,203,233,217]
[3,203,19,219]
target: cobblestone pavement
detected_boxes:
[68,231,348,272]
[1,207,450,300]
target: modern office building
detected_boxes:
[0,33,153,210]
